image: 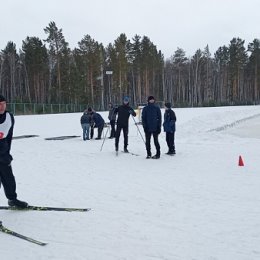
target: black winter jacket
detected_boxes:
[114,104,136,127]
[0,111,14,165]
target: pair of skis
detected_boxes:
[0,205,91,246]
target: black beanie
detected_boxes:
[0,95,6,102]
[165,102,171,109]
[147,96,155,102]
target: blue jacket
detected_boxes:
[92,113,104,128]
[142,103,162,133]
[80,113,92,124]
[163,109,176,133]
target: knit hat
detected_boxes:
[165,102,171,109]
[0,95,6,102]
[147,96,155,102]
[123,96,129,103]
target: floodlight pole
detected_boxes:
[106,71,113,103]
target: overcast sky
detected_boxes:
[1,0,259,58]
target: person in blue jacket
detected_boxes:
[80,111,92,140]
[88,108,105,140]
[141,96,162,159]
[163,102,176,155]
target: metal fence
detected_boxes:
[7,103,86,115]
[6,101,171,115]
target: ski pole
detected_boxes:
[100,124,110,151]
[131,114,146,145]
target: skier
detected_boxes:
[108,102,117,139]
[114,96,136,153]
[163,102,176,155]
[142,96,162,159]
[0,94,28,208]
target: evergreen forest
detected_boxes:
[1,21,260,110]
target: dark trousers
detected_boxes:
[166,132,175,152]
[90,126,94,139]
[0,163,17,200]
[145,132,160,156]
[115,125,128,149]
[109,120,116,138]
[91,125,104,139]
[97,126,104,138]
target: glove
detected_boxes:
[129,109,134,115]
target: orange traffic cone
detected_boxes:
[238,155,244,166]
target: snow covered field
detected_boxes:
[1,105,260,260]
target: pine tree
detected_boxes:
[44,21,69,103]
[0,42,19,101]
[22,37,49,103]
[78,35,103,108]
[228,38,248,103]
[248,39,260,102]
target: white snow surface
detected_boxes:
[1,105,260,260]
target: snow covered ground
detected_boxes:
[1,105,260,260]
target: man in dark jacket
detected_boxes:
[90,109,105,140]
[80,111,92,140]
[142,96,162,159]
[108,102,117,139]
[0,94,28,208]
[114,96,136,153]
[163,102,176,155]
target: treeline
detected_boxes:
[0,21,260,110]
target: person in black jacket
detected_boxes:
[142,96,162,159]
[163,102,176,155]
[0,94,28,208]
[108,102,117,139]
[114,96,136,153]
